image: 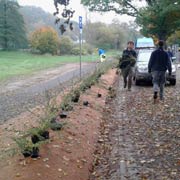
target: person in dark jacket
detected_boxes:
[148,40,172,101]
[119,41,137,91]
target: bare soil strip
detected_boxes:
[0,68,118,180]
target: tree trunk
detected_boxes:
[3,2,8,50]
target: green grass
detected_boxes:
[106,49,122,56]
[0,51,99,81]
[0,50,119,81]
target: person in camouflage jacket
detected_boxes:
[119,41,137,91]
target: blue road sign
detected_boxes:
[79,16,82,29]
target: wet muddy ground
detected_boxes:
[90,68,180,180]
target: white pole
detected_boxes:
[80,29,82,80]
[79,16,83,80]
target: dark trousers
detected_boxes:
[152,71,166,99]
[121,67,133,89]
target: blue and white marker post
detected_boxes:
[79,16,83,80]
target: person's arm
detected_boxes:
[121,50,126,61]
[148,52,154,73]
[167,55,172,75]
[119,50,125,68]
[133,50,137,58]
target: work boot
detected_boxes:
[153,91,158,103]
[153,92,158,99]
[160,95,164,101]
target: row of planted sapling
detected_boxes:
[60,60,119,111]
[13,93,66,159]
[14,113,66,158]
[13,88,80,158]
[60,68,106,111]
[14,61,117,159]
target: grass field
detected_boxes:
[0,50,119,81]
[0,51,96,81]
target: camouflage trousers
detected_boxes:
[121,66,133,89]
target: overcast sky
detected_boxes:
[17,0,134,24]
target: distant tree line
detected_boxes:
[0,0,140,54]
[0,0,27,50]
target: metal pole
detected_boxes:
[80,29,82,80]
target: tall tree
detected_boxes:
[81,0,180,41]
[0,0,27,50]
[81,0,152,17]
[136,0,180,40]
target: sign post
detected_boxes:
[79,16,83,80]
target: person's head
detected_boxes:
[127,41,134,50]
[158,40,164,48]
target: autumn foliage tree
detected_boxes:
[30,27,59,55]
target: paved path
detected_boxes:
[0,62,98,123]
